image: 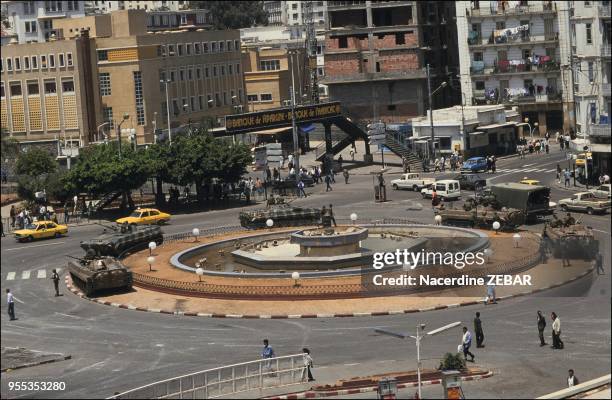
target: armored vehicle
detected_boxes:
[80,224,163,257]
[489,183,553,222]
[543,217,598,259]
[67,253,133,296]
[436,195,524,230]
[239,204,322,229]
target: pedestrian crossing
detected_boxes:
[495,168,556,174]
[5,268,60,281]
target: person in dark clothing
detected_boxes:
[51,269,60,296]
[343,169,349,184]
[329,204,337,227]
[595,253,604,275]
[325,174,332,192]
[337,155,343,169]
[537,310,547,346]
[474,312,485,348]
[266,166,272,182]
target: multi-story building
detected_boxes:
[569,0,611,176]
[85,1,190,14]
[456,0,572,135]
[145,9,210,32]
[321,1,458,124]
[263,1,327,29]
[2,1,86,43]
[1,9,245,147]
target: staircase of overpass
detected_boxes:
[384,131,424,172]
[314,116,369,162]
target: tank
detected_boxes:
[67,255,133,296]
[544,223,598,260]
[80,224,164,258]
[435,196,525,230]
[239,203,322,229]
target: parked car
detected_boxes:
[421,180,461,200]
[558,192,611,214]
[519,178,541,186]
[14,221,68,242]
[391,173,435,191]
[461,157,488,173]
[116,208,171,225]
[575,152,592,167]
[590,184,611,199]
[453,173,487,191]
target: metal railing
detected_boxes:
[602,45,611,58]
[469,2,555,17]
[109,354,307,399]
[589,124,611,137]
[599,4,611,18]
[602,83,611,97]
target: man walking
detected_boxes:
[51,269,60,296]
[564,169,571,187]
[537,310,547,346]
[10,205,16,228]
[297,180,307,198]
[325,174,333,192]
[567,369,579,387]
[329,204,337,227]
[461,327,475,362]
[302,348,315,382]
[551,312,563,349]
[343,169,350,184]
[595,253,604,275]
[6,289,16,320]
[474,312,485,348]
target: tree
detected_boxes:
[195,1,267,29]
[15,147,56,177]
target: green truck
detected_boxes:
[489,183,553,223]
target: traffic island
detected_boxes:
[1,347,72,372]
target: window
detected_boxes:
[238,89,243,102]
[198,95,203,110]
[339,37,348,48]
[522,49,531,59]
[178,44,184,56]
[227,40,233,51]
[292,3,298,9]
[0,83,4,98]
[187,43,193,55]
[31,56,38,69]
[260,60,280,71]
[247,94,258,102]
[188,67,193,80]
[236,63,240,74]
[66,53,73,66]
[190,96,195,111]
[223,92,227,105]
[57,53,65,67]
[523,79,533,90]
[62,80,74,93]
[133,71,145,125]
[207,94,213,108]
[205,66,209,78]
[215,93,220,106]
[168,44,176,56]
[7,58,12,71]
[229,64,233,75]
[474,52,483,62]
[213,66,217,76]
[44,80,57,94]
[586,23,592,44]
[10,82,22,97]
[23,2,35,14]
[180,69,185,81]
[221,65,225,76]
[219,41,225,52]
[234,40,239,51]
[27,82,39,95]
[24,57,30,70]
[588,61,594,83]
[25,21,37,33]
[170,70,176,82]
[196,67,201,79]
[97,50,108,61]
[182,97,188,112]
[230,90,235,103]
[49,54,55,68]
[0,59,3,73]
[14,57,21,71]
[203,42,209,53]
[475,81,485,90]
[496,21,505,30]
[395,33,405,45]
[260,93,273,101]
[194,43,201,54]
[211,42,217,52]
[103,107,114,129]
[99,73,111,95]
[590,103,596,123]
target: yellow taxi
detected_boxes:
[519,178,541,185]
[575,152,592,167]
[14,221,68,242]
[116,208,171,226]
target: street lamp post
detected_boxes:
[289,50,300,184]
[375,321,462,399]
[160,78,172,144]
[426,64,447,163]
[97,122,110,143]
[116,113,130,158]
[524,118,539,140]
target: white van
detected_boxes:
[421,179,461,200]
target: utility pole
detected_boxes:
[289,50,300,184]
[427,63,435,161]
[161,78,172,144]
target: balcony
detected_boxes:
[468,33,558,48]
[472,88,562,105]
[321,69,426,84]
[603,83,611,97]
[600,4,611,18]
[470,58,560,76]
[590,124,611,137]
[468,2,556,18]
[602,45,611,58]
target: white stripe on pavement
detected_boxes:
[21,271,30,280]
[37,270,46,279]
[6,272,16,281]
[4,241,65,251]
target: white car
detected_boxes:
[589,184,611,199]
[558,192,611,214]
[391,173,435,191]
[421,180,461,200]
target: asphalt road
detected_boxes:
[1,147,610,399]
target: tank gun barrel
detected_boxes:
[94,222,118,231]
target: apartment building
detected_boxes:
[569,1,611,176]
[85,1,190,13]
[1,9,245,146]
[3,1,86,43]
[456,0,572,135]
[263,1,327,29]
[321,1,458,124]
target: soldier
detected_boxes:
[51,269,60,296]
[550,214,562,228]
[563,213,576,227]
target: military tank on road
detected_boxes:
[67,252,133,296]
[543,214,598,259]
[80,223,163,257]
[239,197,321,229]
[435,195,525,231]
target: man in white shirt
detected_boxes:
[551,312,563,349]
[567,369,579,387]
[6,289,16,320]
[461,327,475,362]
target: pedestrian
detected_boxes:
[0,220,4,237]
[266,166,272,183]
[486,283,497,304]
[63,202,70,224]
[343,169,349,184]
[6,288,16,321]
[10,205,16,228]
[461,327,475,362]
[402,156,408,173]
[595,253,604,275]
[302,348,315,382]
[474,312,485,348]
[297,180,307,198]
[50,268,61,296]
[491,156,496,173]
[567,369,579,387]
[537,310,547,346]
[551,312,563,349]
[350,148,355,162]
[262,339,275,373]
[556,164,562,184]
[434,158,440,173]
[486,156,492,173]
[325,174,332,192]
[329,204,337,227]
[338,155,343,169]
[564,169,571,187]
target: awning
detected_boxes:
[251,126,293,136]
[299,123,316,133]
[469,131,485,136]
[477,122,516,130]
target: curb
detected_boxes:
[264,371,494,399]
[1,355,72,373]
[65,265,594,319]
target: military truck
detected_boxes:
[435,194,524,230]
[80,223,164,258]
[489,183,553,223]
[239,203,322,229]
[67,253,133,296]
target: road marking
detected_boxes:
[37,270,46,279]
[4,241,65,251]
[545,168,556,173]
[343,363,360,366]
[522,163,535,167]
[6,272,16,281]
[593,229,610,234]
[21,271,30,280]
